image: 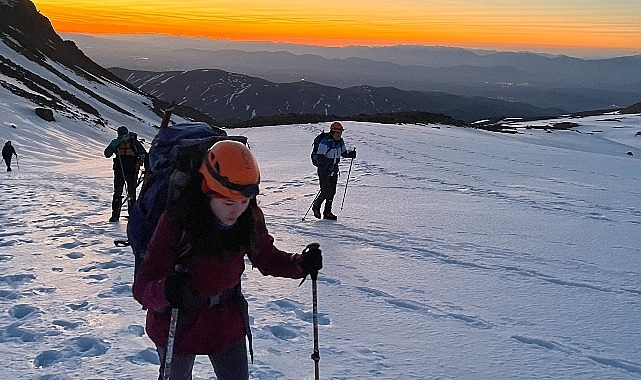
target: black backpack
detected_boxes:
[126,121,247,280]
[310,131,330,167]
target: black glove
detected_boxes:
[347,149,356,159]
[300,243,323,277]
[164,270,207,310]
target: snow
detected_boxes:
[1,99,641,379]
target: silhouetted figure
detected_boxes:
[104,126,146,222]
[2,141,17,172]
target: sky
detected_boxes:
[2,32,641,377]
[31,0,641,57]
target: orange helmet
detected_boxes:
[330,121,344,132]
[199,140,260,199]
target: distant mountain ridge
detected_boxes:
[67,34,641,114]
[109,67,564,124]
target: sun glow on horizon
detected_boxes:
[31,0,641,54]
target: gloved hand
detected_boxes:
[300,243,323,277]
[164,269,207,310]
[347,149,356,159]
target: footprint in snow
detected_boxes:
[268,298,330,325]
[9,304,40,319]
[33,336,110,368]
[52,319,80,331]
[126,347,160,366]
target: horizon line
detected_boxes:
[61,32,641,59]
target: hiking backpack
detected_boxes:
[310,131,330,167]
[126,121,247,279]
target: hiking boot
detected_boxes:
[110,195,122,222]
[312,197,323,219]
[323,200,336,220]
[323,212,337,220]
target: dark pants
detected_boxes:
[313,171,338,213]
[3,155,11,171]
[111,159,138,219]
[156,339,249,380]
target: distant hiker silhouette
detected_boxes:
[104,126,146,222]
[2,141,17,172]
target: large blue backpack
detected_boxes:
[310,131,330,167]
[126,121,247,279]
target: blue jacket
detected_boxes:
[315,136,351,176]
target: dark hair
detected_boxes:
[166,173,257,261]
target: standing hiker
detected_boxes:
[2,141,17,172]
[311,121,356,220]
[132,140,323,380]
[104,126,146,222]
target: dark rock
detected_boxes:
[35,107,55,121]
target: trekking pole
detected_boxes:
[302,189,322,221]
[15,156,19,170]
[164,307,179,380]
[310,270,320,380]
[164,264,184,380]
[117,154,129,210]
[122,170,144,208]
[340,156,354,210]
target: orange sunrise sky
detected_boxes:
[31,0,641,56]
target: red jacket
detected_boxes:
[132,206,306,354]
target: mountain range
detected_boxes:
[1,0,640,132]
[109,67,565,125]
[68,33,641,121]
